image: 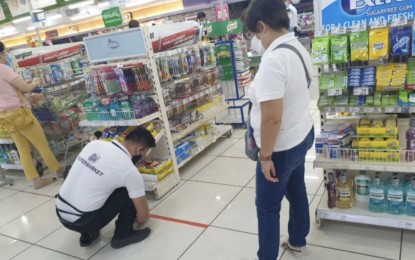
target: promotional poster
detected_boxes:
[321,0,414,30]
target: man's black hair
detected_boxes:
[124,126,156,148]
[242,0,290,33]
[197,11,206,19]
[0,41,5,53]
[128,20,140,28]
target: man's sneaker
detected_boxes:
[111,228,151,249]
[79,231,100,247]
[282,241,308,259]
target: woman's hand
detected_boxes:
[260,160,278,183]
[32,77,42,86]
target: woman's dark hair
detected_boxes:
[128,20,140,28]
[197,12,206,19]
[124,126,156,148]
[242,0,289,33]
[0,41,5,53]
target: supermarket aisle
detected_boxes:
[0,109,414,259]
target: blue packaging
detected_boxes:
[412,24,415,57]
[390,26,411,56]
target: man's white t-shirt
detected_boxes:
[287,4,298,31]
[56,140,145,222]
[249,32,313,152]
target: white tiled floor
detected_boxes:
[1,104,414,260]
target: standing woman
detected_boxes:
[243,0,314,259]
[0,41,66,189]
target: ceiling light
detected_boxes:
[98,2,110,8]
[125,0,157,8]
[27,26,36,31]
[12,16,31,24]
[68,0,94,9]
[70,14,91,21]
[47,13,63,20]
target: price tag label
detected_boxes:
[385,106,402,113]
[328,88,343,96]
[315,29,329,37]
[351,23,367,32]
[391,17,408,27]
[370,19,387,29]
[335,107,348,112]
[339,214,347,221]
[349,107,360,113]
[409,107,415,114]
[332,26,346,35]
[353,87,370,96]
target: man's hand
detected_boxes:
[260,160,278,183]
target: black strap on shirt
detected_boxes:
[112,141,129,156]
[56,193,86,217]
[272,43,311,88]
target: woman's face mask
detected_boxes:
[250,32,266,55]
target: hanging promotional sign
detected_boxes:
[215,3,229,21]
[7,0,57,17]
[206,19,242,37]
[321,0,414,30]
[182,0,220,8]
[102,7,123,28]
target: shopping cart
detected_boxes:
[29,79,88,173]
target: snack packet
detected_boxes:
[369,27,389,60]
[312,36,330,64]
[350,31,369,61]
[412,23,415,56]
[331,35,349,64]
[390,26,411,56]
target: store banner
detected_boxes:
[321,0,414,30]
[40,45,82,64]
[206,19,242,37]
[150,21,200,52]
[12,43,82,68]
[102,7,123,28]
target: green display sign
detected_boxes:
[102,7,123,28]
[206,19,242,37]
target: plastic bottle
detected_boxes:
[336,170,354,208]
[327,172,336,208]
[369,172,386,212]
[387,174,404,215]
[406,176,415,216]
[406,118,415,150]
[355,171,370,202]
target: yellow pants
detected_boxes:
[10,113,61,180]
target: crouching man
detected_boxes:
[56,126,155,249]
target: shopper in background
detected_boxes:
[242,0,314,259]
[285,0,299,35]
[197,11,209,40]
[0,41,67,190]
[56,127,155,249]
[128,19,140,28]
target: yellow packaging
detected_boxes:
[369,27,389,60]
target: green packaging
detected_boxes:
[312,36,330,65]
[350,31,369,62]
[331,35,349,64]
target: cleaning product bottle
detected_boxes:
[355,170,370,202]
[369,172,386,212]
[405,176,415,216]
[387,173,404,215]
[336,170,354,208]
[327,172,336,208]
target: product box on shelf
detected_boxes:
[356,116,398,138]
[138,159,173,175]
[352,138,399,150]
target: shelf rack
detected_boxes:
[314,60,415,230]
[316,192,415,230]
